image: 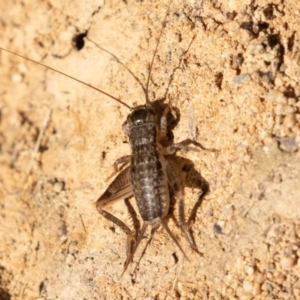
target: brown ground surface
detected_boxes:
[0,0,300,299]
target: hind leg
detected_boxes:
[96,166,136,260]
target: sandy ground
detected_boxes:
[0,0,300,299]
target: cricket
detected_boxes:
[0,0,208,277]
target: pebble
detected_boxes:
[280,256,295,269]
[274,76,283,87]
[277,136,298,153]
[11,73,22,83]
[274,273,286,284]
[53,181,64,193]
[243,280,253,293]
[245,266,254,275]
[233,74,251,84]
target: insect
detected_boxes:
[0,0,208,276]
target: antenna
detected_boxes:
[0,47,131,110]
[145,0,172,103]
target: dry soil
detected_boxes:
[0,0,300,299]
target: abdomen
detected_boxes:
[130,143,170,222]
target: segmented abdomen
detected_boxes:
[129,124,170,222]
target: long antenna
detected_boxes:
[145,0,172,103]
[86,37,147,97]
[0,47,131,110]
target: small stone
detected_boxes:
[274,76,283,87]
[254,272,265,284]
[261,281,271,291]
[280,256,295,269]
[252,282,261,295]
[275,103,284,115]
[283,114,296,128]
[226,286,235,297]
[53,182,64,193]
[243,280,253,292]
[245,266,254,275]
[274,273,286,284]
[11,73,22,83]
[277,136,298,152]
[233,74,251,84]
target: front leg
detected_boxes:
[157,104,180,146]
[164,138,218,155]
